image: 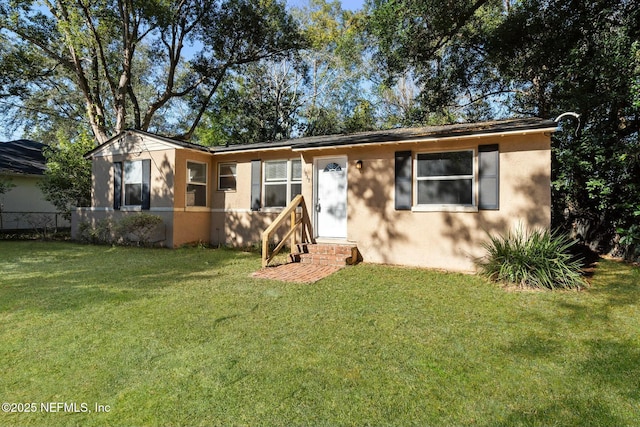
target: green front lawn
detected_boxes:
[1,241,639,426]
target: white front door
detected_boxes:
[315,157,348,239]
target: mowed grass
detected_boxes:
[0,241,639,426]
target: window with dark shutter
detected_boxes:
[141,159,151,210]
[416,150,474,206]
[124,161,143,206]
[263,159,302,208]
[115,159,151,209]
[113,162,123,210]
[250,160,261,211]
[478,144,499,210]
[395,151,413,210]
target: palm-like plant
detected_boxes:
[477,227,587,290]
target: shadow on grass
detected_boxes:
[589,258,640,307]
[0,241,256,313]
[499,336,639,425]
[504,333,562,358]
[492,397,625,427]
[579,339,640,400]
[547,259,640,327]
[494,260,640,426]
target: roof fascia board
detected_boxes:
[86,130,209,158]
[213,145,295,155]
[292,126,558,152]
[120,128,211,153]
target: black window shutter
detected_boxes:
[395,151,413,210]
[250,159,261,211]
[113,162,122,210]
[479,144,499,210]
[141,159,151,210]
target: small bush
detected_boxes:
[92,219,114,243]
[616,209,640,262]
[79,219,115,244]
[79,214,162,246]
[116,213,163,246]
[23,214,55,240]
[477,227,587,290]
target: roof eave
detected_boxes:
[292,126,558,152]
[212,144,295,155]
[84,129,211,159]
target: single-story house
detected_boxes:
[73,117,557,271]
[0,139,69,231]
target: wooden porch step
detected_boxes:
[290,243,361,267]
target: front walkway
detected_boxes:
[252,263,344,283]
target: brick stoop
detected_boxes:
[252,263,343,284]
[290,243,361,267]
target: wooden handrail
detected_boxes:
[262,195,315,268]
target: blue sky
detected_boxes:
[286,0,365,11]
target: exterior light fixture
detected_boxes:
[355,160,363,170]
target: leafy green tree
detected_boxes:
[0,0,303,144]
[484,0,640,256]
[0,176,16,229]
[365,0,497,122]
[295,0,369,135]
[39,131,94,220]
[0,177,15,196]
[344,99,376,133]
[195,0,372,144]
[0,32,72,141]
[366,0,640,258]
[195,60,305,146]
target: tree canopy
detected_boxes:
[193,0,372,145]
[39,130,94,220]
[0,0,303,144]
[364,0,640,257]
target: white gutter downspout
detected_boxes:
[554,112,581,136]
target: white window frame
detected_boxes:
[186,160,208,207]
[217,162,237,191]
[412,149,478,212]
[262,159,302,209]
[123,160,143,208]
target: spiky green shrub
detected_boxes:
[477,227,587,290]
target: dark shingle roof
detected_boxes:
[84,118,558,158]
[0,139,47,176]
[212,117,557,153]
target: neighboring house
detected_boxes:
[0,139,69,231]
[73,117,557,271]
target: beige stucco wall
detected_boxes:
[76,146,176,245]
[212,133,551,272]
[90,150,176,209]
[172,149,214,246]
[211,149,304,247]
[76,129,224,247]
[341,134,551,271]
[76,130,551,271]
[0,174,70,230]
